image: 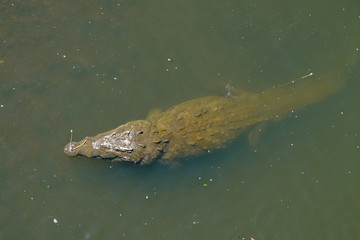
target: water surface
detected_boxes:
[1,0,360,239]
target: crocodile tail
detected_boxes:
[258,61,355,120]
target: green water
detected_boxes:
[1,0,360,239]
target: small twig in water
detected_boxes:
[72,139,87,150]
[285,72,314,86]
[69,129,73,151]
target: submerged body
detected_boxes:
[64,71,345,165]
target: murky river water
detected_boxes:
[1,0,359,239]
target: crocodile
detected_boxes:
[64,71,345,165]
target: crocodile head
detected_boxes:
[63,120,162,165]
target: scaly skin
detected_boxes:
[64,71,345,165]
